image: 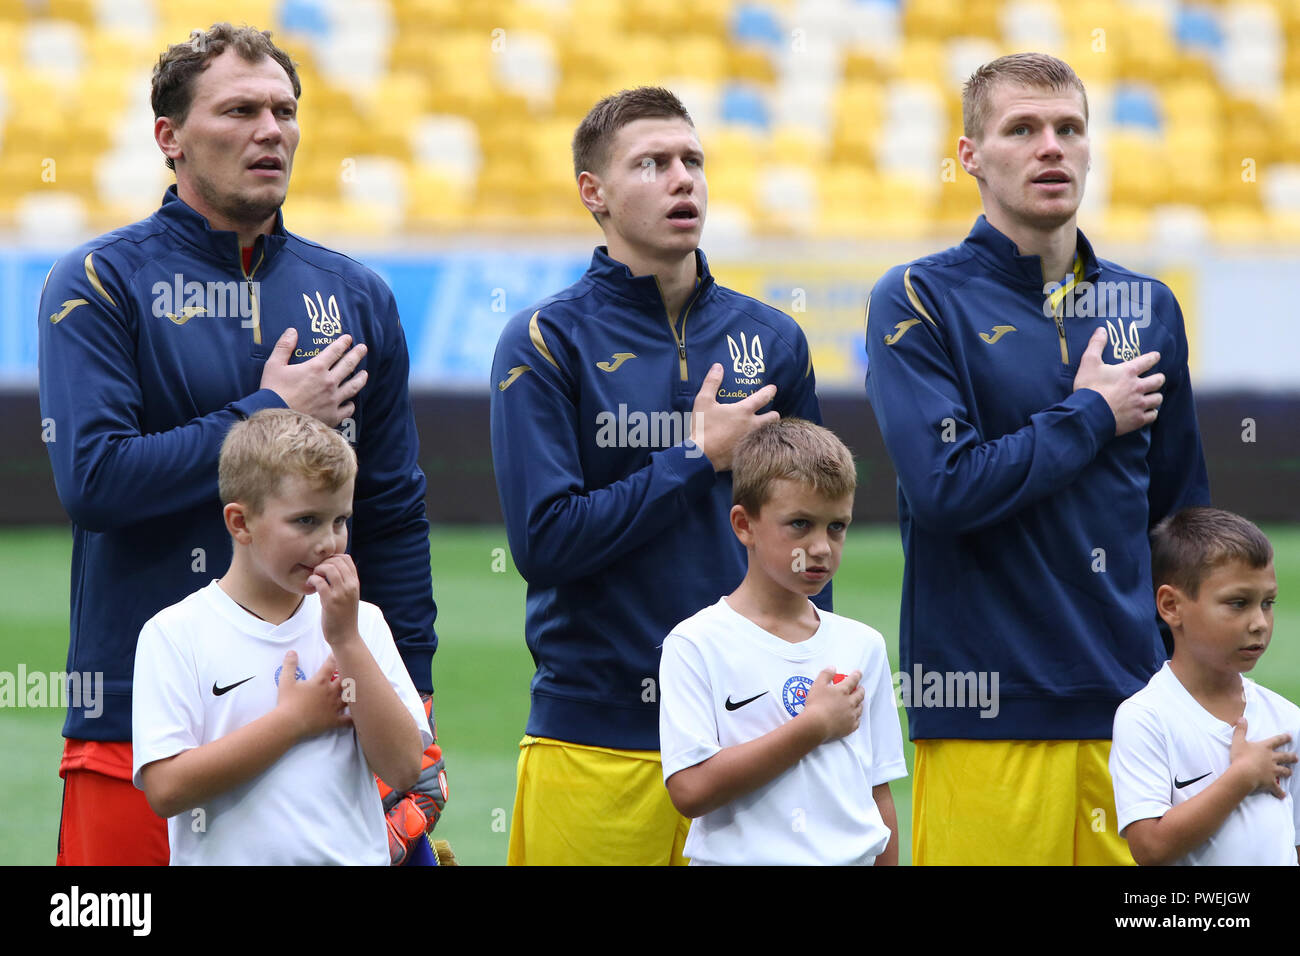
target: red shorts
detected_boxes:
[57,739,168,866]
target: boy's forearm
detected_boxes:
[141,708,301,818]
[1124,765,1256,865]
[666,715,824,819]
[331,633,422,792]
[872,783,899,866]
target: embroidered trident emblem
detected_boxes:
[303,291,343,337]
[727,332,765,379]
[1105,319,1140,361]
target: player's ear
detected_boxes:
[730,503,754,546]
[578,170,606,217]
[957,135,979,176]
[155,115,184,165]
[1154,583,1182,629]
[224,501,253,543]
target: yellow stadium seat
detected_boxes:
[1208,204,1267,244]
[1162,79,1222,127]
[0,148,49,196]
[1099,205,1152,245]
[831,81,884,165]
[727,46,777,85]
[896,37,946,85]
[557,29,622,82]
[512,0,571,34]
[46,150,99,199]
[864,173,937,240]
[429,30,494,83]
[1163,126,1221,206]
[670,35,728,83]
[819,165,877,239]
[626,0,694,37]
[1065,39,1115,85]
[0,21,22,68]
[46,0,94,24]
[339,197,401,237]
[1118,12,1177,82]
[1105,131,1165,207]
[280,196,341,239]
[707,164,759,218]
[963,0,1003,39]
[391,31,439,76]
[1268,210,1300,243]
[1224,98,1278,168]
[569,0,626,34]
[395,0,463,30]
[904,0,967,40]
[710,123,768,166]
[0,0,32,21]
[555,73,618,118]
[841,48,893,84]
[407,166,474,229]
[1281,83,1300,152]
[769,124,826,167]
[428,68,496,116]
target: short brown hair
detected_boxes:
[1151,507,1273,598]
[732,419,857,515]
[152,23,301,170]
[962,52,1088,140]
[219,409,356,515]
[572,86,694,181]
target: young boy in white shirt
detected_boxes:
[132,408,430,865]
[658,419,906,865]
[1111,507,1299,865]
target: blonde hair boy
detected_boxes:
[218,407,357,514]
[131,409,429,865]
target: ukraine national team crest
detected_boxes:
[1105,319,1140,361]
[782,675,814,717]
[727,331,765,384]
[303,290,343,338]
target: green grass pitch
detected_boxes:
[3,524,1299,865]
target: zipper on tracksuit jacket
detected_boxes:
[1047,254,1085,364]
[240,239,265,346]
[654,276,702,381]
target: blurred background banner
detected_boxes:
[7,245,1300,391]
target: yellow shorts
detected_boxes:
[506,735,691,866]
[912,738,1135,866]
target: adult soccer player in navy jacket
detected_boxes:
[39,23,444,865]
[491,87,824,865]
[865,53,1210,865]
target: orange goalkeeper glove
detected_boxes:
[406,694,448,828]
[377,694,448,865]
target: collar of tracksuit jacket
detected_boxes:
[962,213,1104,290]
[156,185,291,271]
[584,244,716,309]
